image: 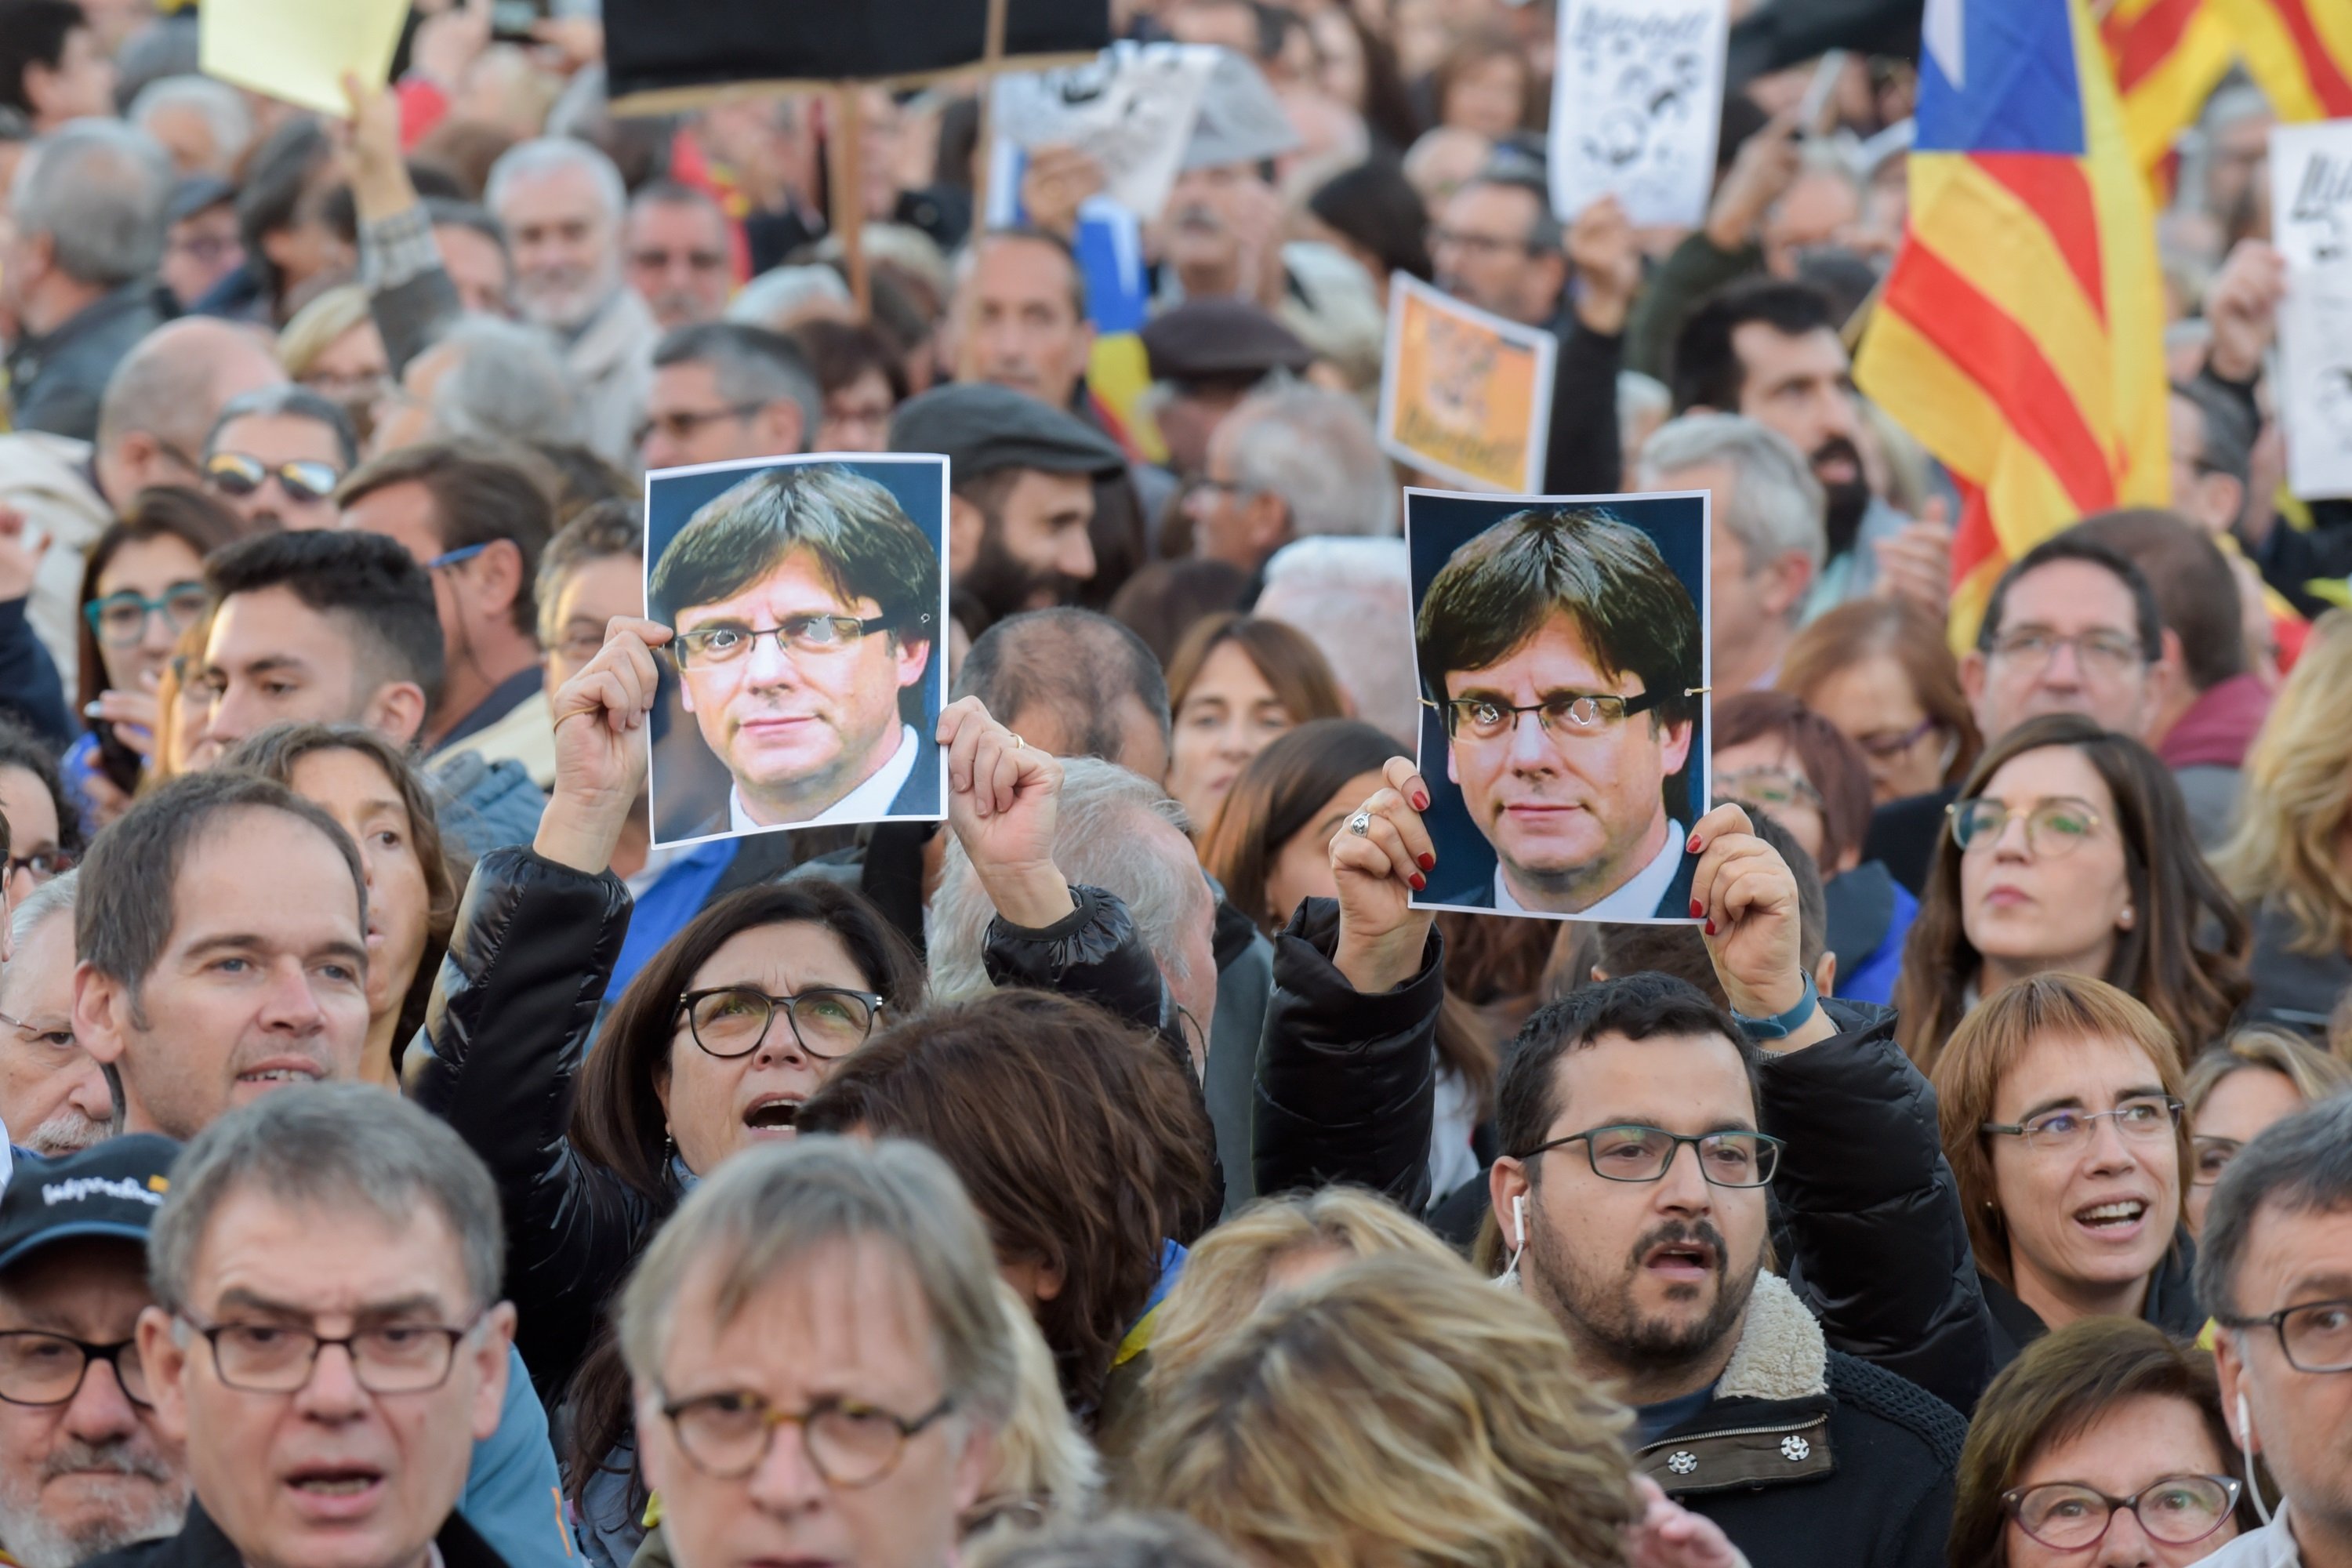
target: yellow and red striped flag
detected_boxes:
[1856,0,2172,646]
[2100,0,2235,192]
[2212,0,2352,122]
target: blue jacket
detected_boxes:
[461,1346,573,1568]
[434,751,549,858]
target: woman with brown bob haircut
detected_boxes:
[1163,614,1348,842]
[1893,713,2249,1069]
[798,987,1220,1440]
[1138,1252,1687,1568]
[1932,973,2202,1370]
[1947,1316,2245,1566]
[1779,597,1982,804]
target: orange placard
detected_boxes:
[1377,274,1556,493]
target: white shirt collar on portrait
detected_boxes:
[1494,818,1686,922]
[730,723,920,833]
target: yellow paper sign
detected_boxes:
[1377,273,1556,494]
[198,0,407,119]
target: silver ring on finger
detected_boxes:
[1348,810,1373,837]
[1008,731,1025,750]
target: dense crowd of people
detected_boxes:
[0,1,2347,1566]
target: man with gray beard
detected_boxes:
[0,1136,187,1567]
[0,873,112,1156]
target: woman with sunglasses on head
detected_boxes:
[64,486,241,829]
[1892,713,2249,1070]
[2181,1026,2351,1237]
[199,384,358,532]
[1712,691,1915,1004]
[1948,1316,2249,1566]
[1933,972,2205,1369]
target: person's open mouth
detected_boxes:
[1642,1236,1718,1283]
[282,1462,385,1520]
[237,1058,323,1088]
[2074,1197,2150,1240]
[742,1094,804,1134]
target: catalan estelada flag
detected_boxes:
[2212,0,2352,121]
[1855,0,2171,644]
[2099,0,2235,192]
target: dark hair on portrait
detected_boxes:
[650,463,939,645]
[1416,505,1702,822]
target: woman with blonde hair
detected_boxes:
[1138,1253,1638,1568]
[2181,1025,2352,1234]
[277,283,390,443]
[1931,973,2201,1370]
[965,1280,1102,1542]
[1146,1188,1458,1399]
[2218,609,2352,1032]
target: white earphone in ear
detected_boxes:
[2238,1388,2274,1525]
[1494,1193,1529,1292]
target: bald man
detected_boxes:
[0,316,286,668]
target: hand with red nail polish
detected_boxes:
[1326,754,1441,996]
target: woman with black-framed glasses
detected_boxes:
[1950,1316,2249,1566]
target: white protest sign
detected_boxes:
[1548,0,1730,227]
[992,43,1221,220]
[2272,120,2352,499]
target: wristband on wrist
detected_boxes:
[1731,972,1819,1040]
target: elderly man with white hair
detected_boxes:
[1182,383,1396,578]
[485,138,659,467]
[124,74,251,179]
[1638,412,1826,695]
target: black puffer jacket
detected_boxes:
[1251,898,1443,1210]
[408,846,1173,1399]
[1757,1004,1994,1414]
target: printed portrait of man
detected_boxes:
[1415,503,1704,919]
[651,462,943,839]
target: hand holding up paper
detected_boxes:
[199,0,409,118]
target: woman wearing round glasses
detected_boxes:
[1949,1316,2249,1566]
[1893,713,2249,1069]
[1933,971,2206,1370]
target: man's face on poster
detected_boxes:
[675,547,930,820]
[1443,610,1691,908]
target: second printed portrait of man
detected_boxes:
[646,455,949,846]
[1407,489,1710,922]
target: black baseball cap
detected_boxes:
[888,383,1127,481]
[0,1135,178,1276]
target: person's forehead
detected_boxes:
[664,1237,945,1392]
[556,552,645,622]
[1730,321,1847,378]
[1980,742,2113,808]
[2001,559,2137,631]
[1549,1030,1755,1126]
[343,478,444,547]
[162,813,363,953]
[0,763,59,837]
[974,236,1078,304]
[2234,1200,2352,1308]
[678,547,866,620]
[187,1183,469,1305]
[630,199,725,245]
[210,586,354,666]
[1991,1031,2161,1116]
[213,411,343,461]
[0,909,73,1013]
[1445,182,1537,233]
[500,163,611,222]
[1449,608,1615,688]
[651,359,724,404]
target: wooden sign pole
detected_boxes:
[829,84,872,318]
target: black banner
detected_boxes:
[607,0,1112,106]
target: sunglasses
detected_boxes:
[203,452,343,505]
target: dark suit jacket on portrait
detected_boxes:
[1434,846,1698,922]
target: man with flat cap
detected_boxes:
[1139,298,1314,481]
[890,383,1127,639]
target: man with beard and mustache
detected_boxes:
[483,139,657,471]
[1669,278,1944,616]
[0,873,114,1156]
[622,183,733,334]
[0,1136,187,1568]
[1479,804,1969,1568]
[888,383,1127,641]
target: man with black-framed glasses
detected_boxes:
[0,1134,184,1568]
[2194,1094,2352,1567]
[89,1087,520,1568]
